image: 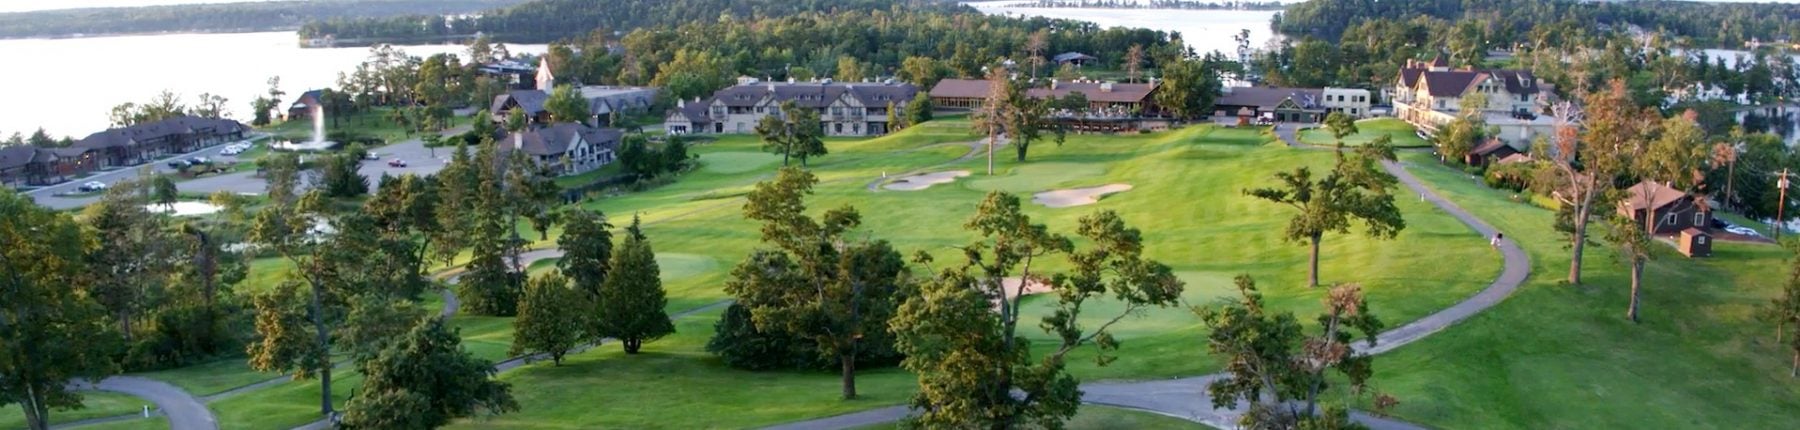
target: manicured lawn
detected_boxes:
[210,370,364,430]
[1352,152,1800,429]
[135,358,280,397]
[1298,118,1431,148]
[75,417,171,430]
[0,392,154,429]
[190,120,1499,427]
[851,405,1207,429]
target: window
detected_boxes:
[1698,236,1708,245]
[1694,212,1705,226]
[1663,213,1676,226]
[834,123,843,134]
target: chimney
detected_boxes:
[768,83,776,92]
[678,99,685,108]
[1050,79,1058,90]
[1100,82,1114,93]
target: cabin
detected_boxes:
[0,145,99,187]
[1466,139,1522,167]
[287,90,324,120]
[664,80,918,137]
[74,115,249,167]
[1617,181,1710,235]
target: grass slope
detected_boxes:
[0,392,156,429]
[1358,152,1800,429]
[1299,118,1431,148]
[202,121,1495,428]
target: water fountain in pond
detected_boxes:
[274,102,337,151]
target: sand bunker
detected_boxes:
[991,277,1054,310]
[1032,184,1133,208]
[882,170,971,191]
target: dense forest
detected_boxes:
[1276,0,1800,49]
[299,0,949,42]
[0,0,527,39]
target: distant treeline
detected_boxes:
[0,0,527,40]
[1276,0,1800,49]
[1005,0,1286,11]
[298,0,950,43]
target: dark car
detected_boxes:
[387,159,408,168]
[167,159,191,169]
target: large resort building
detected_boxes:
[491,58,659,126]
[664,78,919,137]
[1213,86,1372,123]
[1392,53,1556,149]
[499,123,622,177]
[1,115,248,187]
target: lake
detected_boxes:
[0,31,545,138]
[966,0,1283,56]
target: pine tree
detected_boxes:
[596,216,674,354]
[511,272,590,365]
[557,209,615,300]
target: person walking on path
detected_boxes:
[1491,232,1504,249]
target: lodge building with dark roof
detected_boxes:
[2,115,246,187]
[1392,52,1556,150]
[498,122,623,177]
[663,79,919,137]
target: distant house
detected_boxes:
[491,87,659,126]
[664,80,918,137]
[1466,139,1522,167]
[74,115,249,167]
[1392,52,1556,150]
[1618,181,1710,235]
[1053,52,1098,67]
[1214,86,1371,123]
[287,90,324,120]
[498,122,623,177]
[0,145,99,187]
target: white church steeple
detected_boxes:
[535,56,555,91]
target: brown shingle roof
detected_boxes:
[929,79,995,99]
[1621,181,1692,211]
[1030,81,1155,103]
[1216,87,1325,110]
[500,123,623,157]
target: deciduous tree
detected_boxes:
[889,192,1184,429]
[727,167,909,399]
[0,190,120,430]
[1324,111,1359,145]
[557,209,615,299]
[511,272,590,365]
[544,84,591,125]
[1246,142,1406,287]
[340,318,518,429]
[1198,276,1384,428]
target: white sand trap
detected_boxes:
[1032,184,1133,208]
[144,201,221,216]
[991,277,1054,310]
[883,170,971,191]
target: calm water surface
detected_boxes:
[0,31,545,137]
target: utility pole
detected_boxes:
[1779,168,1790,241]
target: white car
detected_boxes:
[78,181,107,192]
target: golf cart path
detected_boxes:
[72,377,217,430]
[762,126,1531,430]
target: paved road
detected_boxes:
[74,377,217,430]
[26,135,270,209]
[764,124,1531,430]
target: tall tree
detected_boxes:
[244,153,341,416]
[1198,276,1384,428]
[905,96,933,127]
[1246,142,1406,287]
[1007,87,1066,162]
[83,178,176,341]
[1151,57,1220,121]
[972,67,1014,175]
[596,216,674,354]
[890,192,1185,429]
[0,190,120,430]
[1125,44,1145,83]
[460,142,522,316]
[557,209,615,300]
[340,318,518,429]
[755,101,826,167]
[511,272,590,365]
[1026,29,1050,81]
[729,167,909,400]
[1541,100,1608,285]
[543,84,592,125]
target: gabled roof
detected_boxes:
[493,90,551,115]
[1216,87,1325,110]
[1470,139,1516,156]
[74,115,248,149]
[670,98,714,124]
[501,123,623,157]
[1495,153,1532,164]
[1053,52,1098,63]
[708,82,917,109]
[1029,81,1155,104]
[0,145,41,170]
[1430,52,1450,68]
[1620,181,1693,211]
[1399,68,1424,88]
[929,79,995,99]
[1420,71,1483,98]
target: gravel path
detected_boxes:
[762,124,1531,430]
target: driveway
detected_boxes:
[28,127,466,210]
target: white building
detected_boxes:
[664,80,919,137]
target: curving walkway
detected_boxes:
[70,377,217,430]
[764,125,1531,430]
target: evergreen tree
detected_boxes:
[596,216,674,354]
[460,141,523,316]
[511,272,591,365]
[904,97,933,126]
[557,209,615,299]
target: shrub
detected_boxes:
[706,303,904,371]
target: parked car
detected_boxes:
[77,181,107,192]
[364,151,380,160]
[189,156,209,165]
[221,146,244,155]
[387,159,408,168]
[167,159,191,169]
